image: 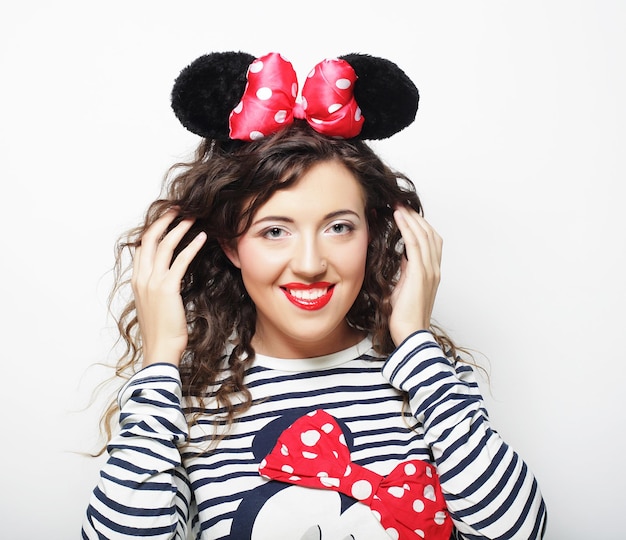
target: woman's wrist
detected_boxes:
[142,347,183,368]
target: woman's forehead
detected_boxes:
[255,161,366,217]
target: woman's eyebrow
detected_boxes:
[324,209,361,220]
[252,209,361,227]
[251,215,294,226]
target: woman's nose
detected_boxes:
[290,236,327,277]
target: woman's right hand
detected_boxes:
[131,209,207,368]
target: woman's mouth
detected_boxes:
[280,283,335,311]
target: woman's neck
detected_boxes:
[250,325,367,359]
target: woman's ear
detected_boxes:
[220,240,242,268]
[368,208,377,242]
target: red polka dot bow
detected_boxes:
[229,52,365,141]
[259,409,454,540]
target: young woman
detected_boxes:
[82,52,547,539]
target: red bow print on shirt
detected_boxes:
[259,409,453,540]
[229,52,365,141]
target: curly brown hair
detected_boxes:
[99,121,465,444]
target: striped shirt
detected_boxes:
[82,331,547,539]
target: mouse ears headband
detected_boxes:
[171,51,419,142]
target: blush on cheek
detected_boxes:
[343,243,368,276]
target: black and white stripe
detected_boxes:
[83,332,546,539]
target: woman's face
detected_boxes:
[224,160,369,358]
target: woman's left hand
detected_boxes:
[389,206,443,346]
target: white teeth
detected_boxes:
[289,288,327,301]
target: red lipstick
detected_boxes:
[280,282,335,311]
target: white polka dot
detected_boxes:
[434,511,447,525]
[249,131,264,140]
[302,451,318,459]
[351,479,373,500]
[388,486,405,498]
[301,96,308,111]
[280,444,289,456]
[321,422,334,434]
[310,117,323,125]
[404,463,417,476]
[332,451,339,459]
[288,475,301,481]
[413,499,425,513]
[344,465,351,477]
[372,510,382,522]
[301,429,321,446]
[317,471,328,478]
[328,104,342,114]
[259,459,267,469]
[256,87,272,101]
[320,476,340,488]
[426,466,433,478]
[307,410,317,417]
[339,434,347,446]
[307,67,316,78]
[250,60,264,73]
[281,465,294,474]
[424,485,436,501]
[385,527,400,540]
[403,483,410,491]
[355,108,362,121]
[233,101,243,114]
[335,78,351,90]
[291,82,298,98]
[414,530,425,538]
[274,110,288,123]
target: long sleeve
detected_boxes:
[382,331,547,540]
[82,363,193,539]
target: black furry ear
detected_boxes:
[340,53,419,140]
[171,51,419,141]
[171,51,256,139]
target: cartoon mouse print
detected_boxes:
[229,409,452,539]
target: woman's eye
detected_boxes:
[328,223,353,235]
[263,227,286,239]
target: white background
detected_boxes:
[1,1,624,538]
